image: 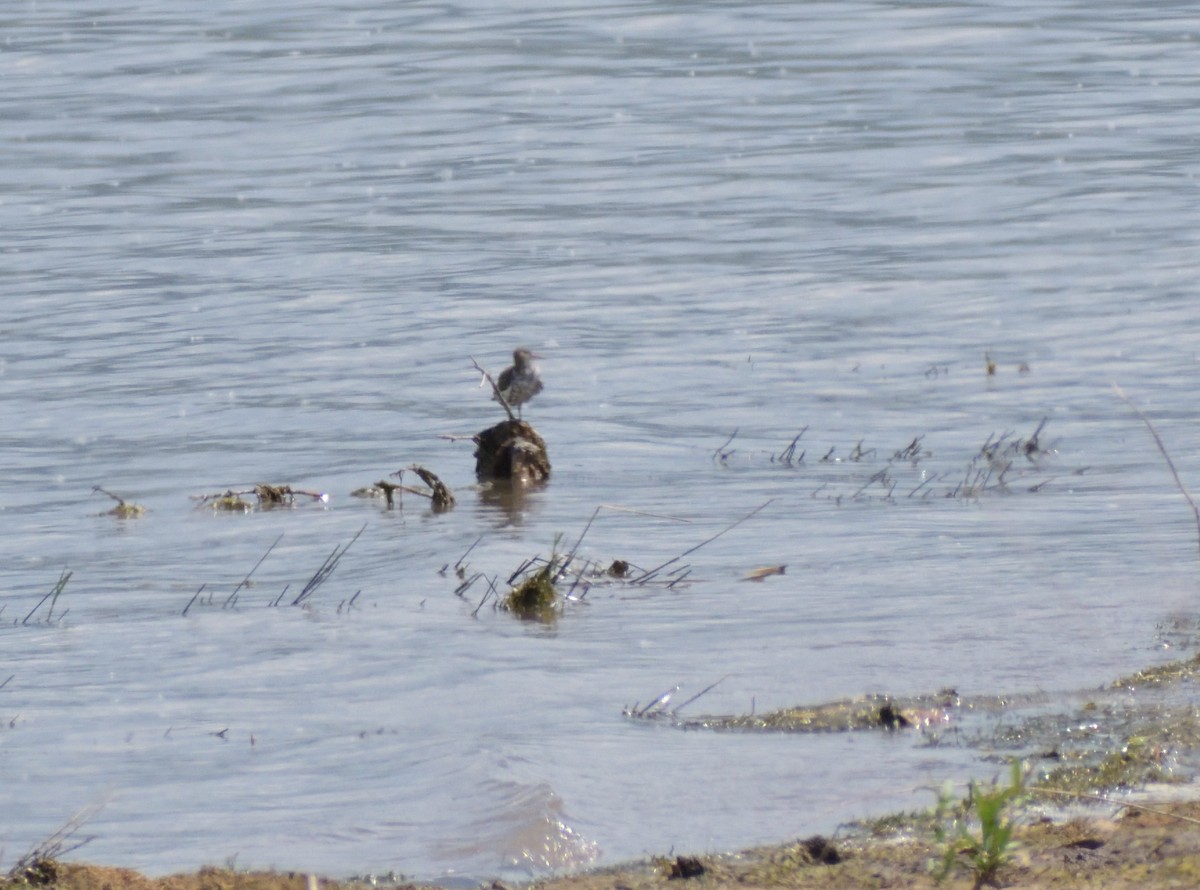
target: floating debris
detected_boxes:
[353,467,455,510]
[504,561,559,622]
[192,484,328,512]
[742,565,786,582]
[626,688,960,734]
[92,485,146,519]
[407,465,455,511]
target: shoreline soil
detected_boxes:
[9,796,1200,890]
[10,652,1200,890]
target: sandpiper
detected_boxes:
[495,347,543,418]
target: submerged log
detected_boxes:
[474,419,551,483]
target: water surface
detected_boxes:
[3,0,1200,880]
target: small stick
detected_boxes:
[182,584,205,617]
[470,356,516,422]
[778,428,807,464]
[853,468,891,499]
[558,505,692,583]
[672,675,728,714]
[712,428,738,462]
[666,569,692,589]
[507,557,536,585]
[909,471,947,499]
[1114,383,1200,555]
[455,572,483,597]
[471,577,498,617]
[291,524,366,606]
[23,570,71,625]
[1031,787,1200,826]
[632,499,774,584]
[456,535,483,571]
[231,533,284,600]
[92,485,132,506]
[635,684,680,718]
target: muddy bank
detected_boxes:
[9,797,1200,890]
[10,651,1200,890]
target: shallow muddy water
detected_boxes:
[3,0,1200,881]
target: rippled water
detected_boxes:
[3,0,1200,880]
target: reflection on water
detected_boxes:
[3,0,1200,880]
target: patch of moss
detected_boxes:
[1035,733,1175,795]
[1110,653,1200,690]
[3,856,59,888]
[504,565,559,622]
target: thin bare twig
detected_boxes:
[290,524,367,606]
[22,570,71,625]
[672,676,729,715]
[712,428,738,462]
[470,356,516,422]
[1114,383,1200,555]
[634,684,680,718]
[226,533,285,608]
[182,583,205,617]
[632,499,774,584]
[11,796,110,875]
[1032,787,1200,826]
[556,505,692,583]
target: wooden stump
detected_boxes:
[474,420,551,484]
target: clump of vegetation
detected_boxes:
[92,485,146,518]
[626,687,955,733]
[1037,733,1175,795]
[5,854,59,888]
[192,484,328,512]
[3,800,102,888]
[354,466,456,511]
[503,538,564,622]
[932,759,1025,888]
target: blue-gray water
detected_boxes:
[4,0,1200,880]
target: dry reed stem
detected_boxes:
[1114,383,1200,556]
[9,796,109,877]
[558,504,692,583]
[632,499,774,584]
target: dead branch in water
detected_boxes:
[470,356,516,422]
[1115,383,1200,556]
[405,465,456,510]
[631,499,774,585]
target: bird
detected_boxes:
[495,347,543,418]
